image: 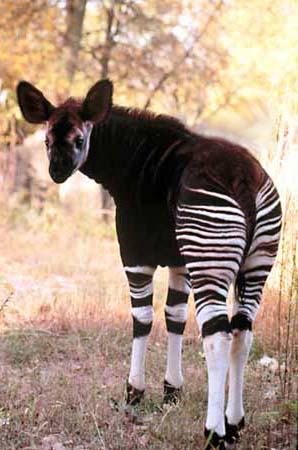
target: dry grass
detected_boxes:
[0,200,297,450]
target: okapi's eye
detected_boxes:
[45,137,49,148]
[75,136,84,149]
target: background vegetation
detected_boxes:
[0,1,297,449]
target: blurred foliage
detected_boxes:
[0,0,297,124]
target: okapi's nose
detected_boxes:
[49,164,70,183]
[51,146,65,162]
[48,148,73,183]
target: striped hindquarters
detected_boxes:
[175,187,247,336]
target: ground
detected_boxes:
[0,202,296,450]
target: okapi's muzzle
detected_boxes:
[49,154,74,184]
[49,168,71,184]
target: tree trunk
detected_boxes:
[65,0,88,85]
[99,5,116,219]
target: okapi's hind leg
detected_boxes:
[225,180,282,448]
[164,266,191,404]
[175,187,248,448]
[125,265,156,405]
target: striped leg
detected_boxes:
[176,188,246,445]
[225,180,281,446]
[125,265,156,404]
[164,266,191,403]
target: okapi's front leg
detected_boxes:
[164,266,191,403]
[125,265,156,405]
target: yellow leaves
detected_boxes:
[0,0,296,129]
[0,0,64,92]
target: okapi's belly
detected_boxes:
[116,200,184,268]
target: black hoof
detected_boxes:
[224,416,245,447]
[163,380,182,404]
[126,381,145,406]
[204,428,226,449]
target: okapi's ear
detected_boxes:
[81,79,113,124]
[17,81,55,124]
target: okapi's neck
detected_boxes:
[80,106,194,201]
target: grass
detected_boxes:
[0,329,296,449]
[0,200,297,449]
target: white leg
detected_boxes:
[125,266,156,393]
[165,332,184,387]
[165,267,190,388]
[129,335,148,391]
[129,304,154,390]
[204,331,232,437]
[129,305,154,391]
[226,329,253,425]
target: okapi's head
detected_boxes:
[17,80,113,183]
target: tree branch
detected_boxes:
[143,0,224,109]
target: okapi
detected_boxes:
[17,80,281,449]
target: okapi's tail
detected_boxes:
[235,271,246,304]
[233,163,266,304]
[233,189,257,305]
